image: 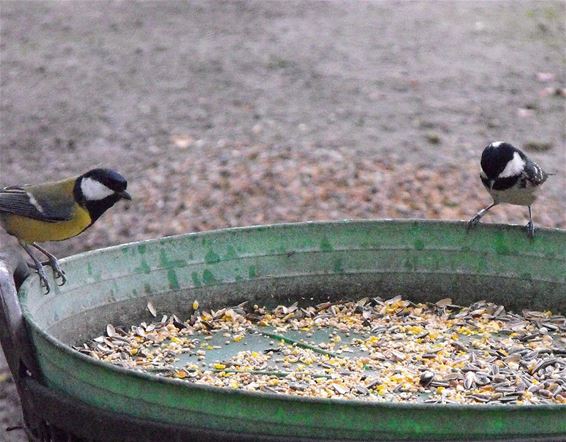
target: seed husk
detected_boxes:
[147,301,157,317]
[106,324,116,338]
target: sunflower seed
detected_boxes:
[420,371,435,388]
[464,371,476,389]
[147,301,157,317]
[106,324,116,338]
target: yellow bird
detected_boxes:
[0,168,131,293]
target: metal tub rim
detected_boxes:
[14,220,566,440]
[18,219,566,412]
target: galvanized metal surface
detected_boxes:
[18,220,566,440]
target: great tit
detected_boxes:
[0,168,131,293]
[467,141,549,238]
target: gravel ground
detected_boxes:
[0,1,564,439]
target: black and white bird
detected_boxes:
[467,141,549,238]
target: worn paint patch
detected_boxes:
[205,250,221,264]
[168,269,180,290]
[137,244,146,255]
[414,239,425,251]
[202,269,217,285]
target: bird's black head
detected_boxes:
[480,142,525,179]
[74,168,131,222]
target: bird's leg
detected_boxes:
[526,206,535,239]
[31,243,67,286]
[467,202,497,230]
[19,241,51,294]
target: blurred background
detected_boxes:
[0,1,564,438]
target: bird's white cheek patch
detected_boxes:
[490,141,504,148]
[81,177,114,200]
[498,152,525,178]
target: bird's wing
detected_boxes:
[0,180,76,222]
[521,160,548,188]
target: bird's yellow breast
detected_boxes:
[2,204,92,243]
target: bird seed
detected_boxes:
[77,296,566,405]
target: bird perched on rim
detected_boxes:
[0,168,131,293]
[467,141,549,238]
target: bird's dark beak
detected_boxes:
[118,190,132,200]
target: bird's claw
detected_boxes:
[49,260,67,286]
[467,215,481,231]
[27,262,53,295]
[526,221,535,239]
[41,259,67,285]
[35,265,51,295]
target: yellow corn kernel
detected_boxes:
[175,370,187,379]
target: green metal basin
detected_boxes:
[19,220,566,440]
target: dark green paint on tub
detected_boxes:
[205,250,221,264]
[248,266,257,279]
[135,259,151,275]
[334,258,344,274]
[320,237,333,252]
[159,249,185,269]
[414,239,425,250]
[225,245,238,260]
[494,233,511,255]
[202,269,217,285]
[191,271,201,288]
[167,269,180,290]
